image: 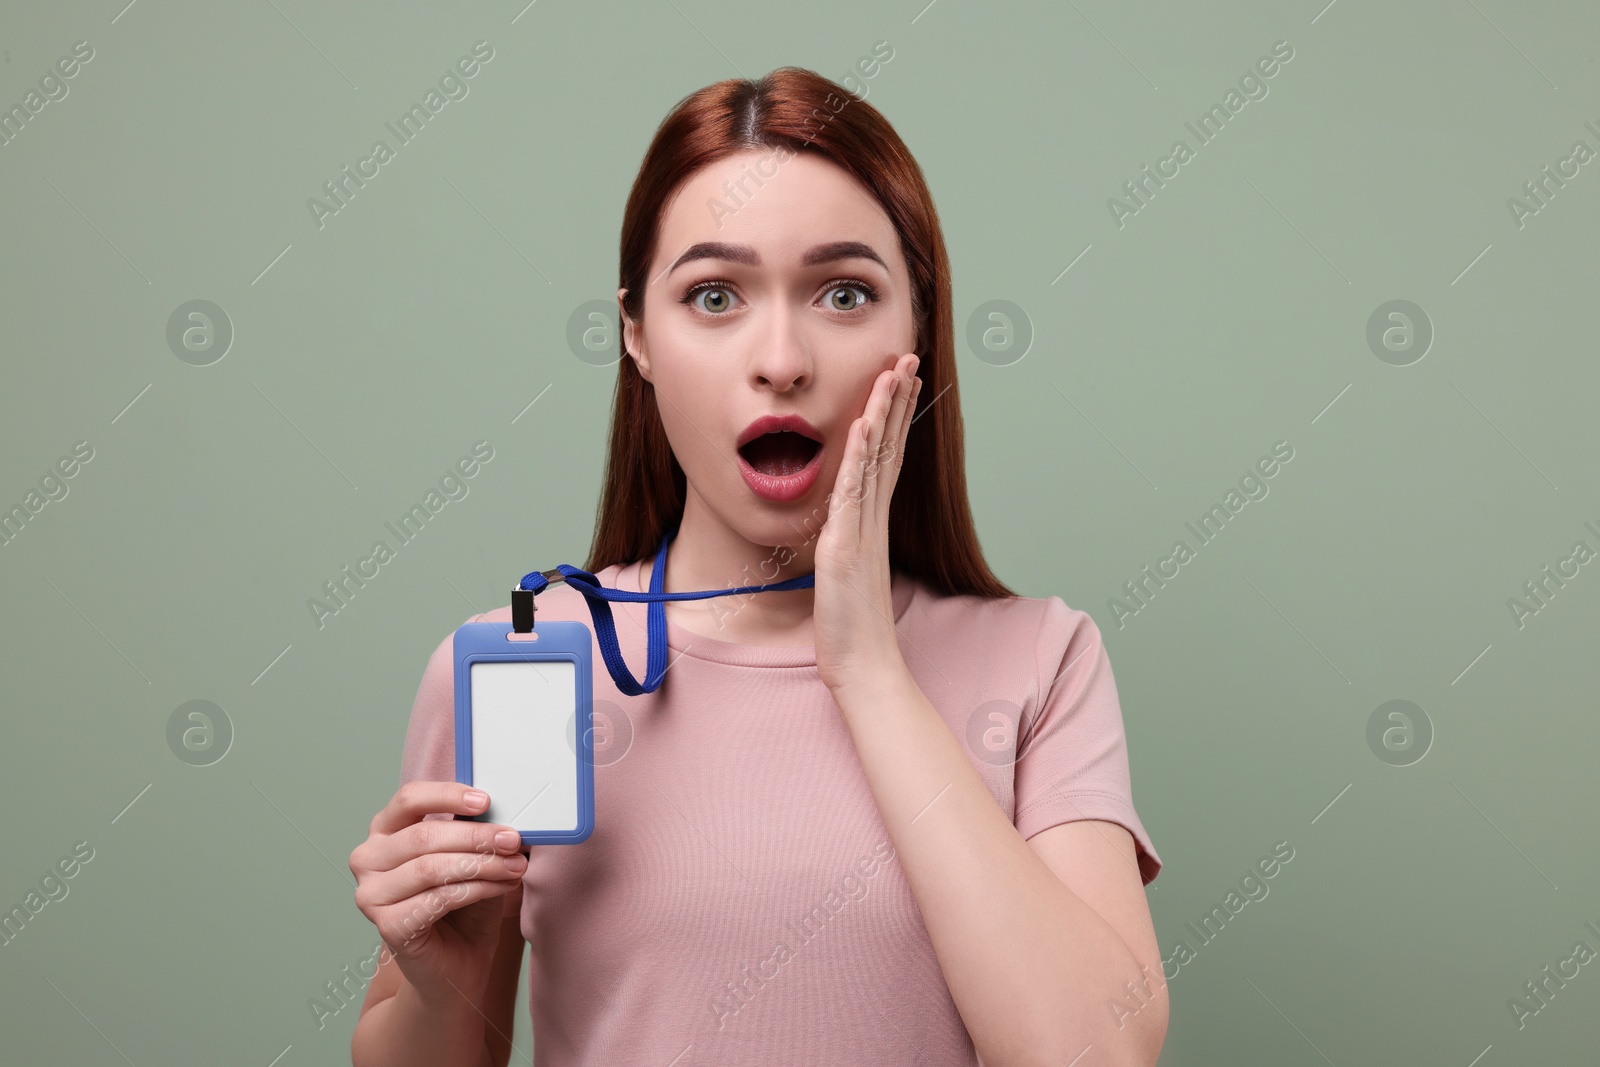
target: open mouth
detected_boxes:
[737,430,822,477]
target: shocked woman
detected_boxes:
[349,65,1166,1067]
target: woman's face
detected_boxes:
[619,147,917,553]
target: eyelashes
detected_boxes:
[678,278,881,317]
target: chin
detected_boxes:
[723,511,814,558]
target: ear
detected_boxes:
[618,287,651,382]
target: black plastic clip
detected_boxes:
[511,586,535,633]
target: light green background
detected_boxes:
[3,1,1597,1063]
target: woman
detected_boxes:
[350,66,1165,1067]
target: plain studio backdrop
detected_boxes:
[2,1,1597,1063]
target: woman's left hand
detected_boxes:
[813,351,922,696]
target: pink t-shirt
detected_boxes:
[399,559,1160,1065]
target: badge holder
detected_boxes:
[452,582,594,845]
[450,524,814,847]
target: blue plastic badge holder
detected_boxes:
[452,619,595,845]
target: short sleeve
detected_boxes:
[1012,597,1162,885]
[397,623,466,826]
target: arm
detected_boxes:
[832,669,1167,1067]
[479,884,529,1067]
[351,874,527,1067]
[813,358,1165,1063]
[350,963,494,1067]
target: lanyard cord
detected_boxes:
[516,524,815,695]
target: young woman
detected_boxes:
[349,67,1165,1067]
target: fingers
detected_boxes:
[878,355,918,518]
[884,354,918,444]
[353,782,525,892]
[878,372,921,528]
[862,354,918,526]
[369,781,491,838]
[371,877,523,950]
[830,352,919,538]
[357,848,528,912]
[351,783,531,951]
[363,813,525,874]
[859,363,895,497]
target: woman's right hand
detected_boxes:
[349,782,529,1005]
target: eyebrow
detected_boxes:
[665,240,889,277]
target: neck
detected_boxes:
[643,487,819,642]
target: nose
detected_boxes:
[748,304,811,394]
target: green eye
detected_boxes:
[684,281,739,315]
[683,285,736,314]
[678,278,880,316]
[826,284,876,312]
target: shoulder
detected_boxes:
[908,579,1101,661]
[904,581,1114,711]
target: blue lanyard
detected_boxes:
[516,524,815,695]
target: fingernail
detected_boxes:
[506,854,529,872]
[465,790,489,808]
[496,829,521,849]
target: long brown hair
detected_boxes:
[584,66,1013,600]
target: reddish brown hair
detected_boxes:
[584,66,1013,600]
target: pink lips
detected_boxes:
[736,413,825,503]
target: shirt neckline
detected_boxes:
[613,557,919,668]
